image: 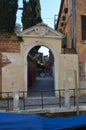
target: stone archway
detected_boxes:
[24,41,59,93]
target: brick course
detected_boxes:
[0,36,20,53]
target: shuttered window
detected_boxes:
[82,15,86,40]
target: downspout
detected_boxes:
[73,0,79,115]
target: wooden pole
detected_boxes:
[75,71,79,115]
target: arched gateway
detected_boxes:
[2,23,79,97]
[24,41,58,92]
[21,23,64,96]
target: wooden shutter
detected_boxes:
[82,15,86,40]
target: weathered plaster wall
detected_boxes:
[0,35,21,92]
[59,54,79,96]
[2,53,24,92]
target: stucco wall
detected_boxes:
[59,54,79,96]
[0,35,21,93]
[2,53,24,93]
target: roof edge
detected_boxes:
[55,0,64,30]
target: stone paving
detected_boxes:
[0,94,86,113]
[28,75,54,97]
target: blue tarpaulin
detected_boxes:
[0,112,86,130]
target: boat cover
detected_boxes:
[0,112,86,130]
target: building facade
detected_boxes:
[56,0,86,89]
[0,23,78,97]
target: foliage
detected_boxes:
[0,0,18,33]
[22,0,42,30]
[17,36,23,42]
[29,46,41,57]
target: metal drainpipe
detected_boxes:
[73,0,79,115]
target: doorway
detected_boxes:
[24,41,59,97]
[27,45,54,97]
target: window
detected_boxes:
[82,15,86,40]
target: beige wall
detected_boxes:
[2,53,24,93]
[1,24,79,97]
[59,54,79,96]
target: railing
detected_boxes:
[0,88,86,111]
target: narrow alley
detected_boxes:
[28,75,54,97]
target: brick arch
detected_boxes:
[24,41,59,94]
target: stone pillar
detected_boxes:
[64,88,70,109]
[13,91,19,111]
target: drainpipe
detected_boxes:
[73,0,79,115]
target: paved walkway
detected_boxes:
[28,76,55,97]
[0,76,86,113]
